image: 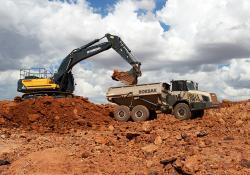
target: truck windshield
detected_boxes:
[186,82,196,90]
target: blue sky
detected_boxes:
[49,0,170,33]
[88,0,169,31]
[86,0,166,15]
[53,0,170,31]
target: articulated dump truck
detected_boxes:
[106,80,219,121]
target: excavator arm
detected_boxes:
[105,34,141,78]
[53,33,141,92]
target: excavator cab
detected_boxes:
[17,68,58,94]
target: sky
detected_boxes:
[0,0,250,102]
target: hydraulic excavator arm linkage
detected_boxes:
[17,33,141,98]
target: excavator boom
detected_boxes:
[53,33,141,92]
[17,33,141,98]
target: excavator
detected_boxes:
[17,33,141,99]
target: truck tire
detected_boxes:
[173,103,191,120]
[114,105,131,122]
[131,105,150,122]
[192,109,204,118]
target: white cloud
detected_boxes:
[0,0,250,102]
[135,0,155,11]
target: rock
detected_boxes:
[146,160,154,168]
[19,134,27,139]
[81,151,90,159]
[142,122,152,133]
[235,120,244,126]
[28,114,40,122]
[75,119,86,126]
[108,125,114,131]
[198,141,206,148]
[43,100,52,105]
[196,131,208,137]
[218,118,226,125]
[154,136,162,145]
[240,159,250,168]
[204,139,212,146]
[181,133,188,140]
[172,158,184,172]
[160,157,177,165]
[73,108,78,115]
[54,115,60,120]
[0,117,5,125]
[183,155,201,174]
[30,124,39,130]
[141,144,158,153]
[14,96,22,102]
[224,136,234,141]
[0,160,10,166]
[86,121,92,127]
[94,135,108,145]
[147,170,158,175]
[176,134,182,140]
[126,132,140,140]
[0,134,6,139]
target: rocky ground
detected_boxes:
[0,97,249,175]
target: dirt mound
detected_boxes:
[0,99,250,174]
[220,99,250,108]
[0,97,113,132]
[6,148,86,175]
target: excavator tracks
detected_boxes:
[21,91,74,99]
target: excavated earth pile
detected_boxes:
[0,97,250,175]
[0,97,113,133]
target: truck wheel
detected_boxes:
[192,109,204,118]
[114,105,131,122]
[173,103,191,120]
[131,105,150,122]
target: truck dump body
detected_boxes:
[107,82,175,111]
[107,82,169,97]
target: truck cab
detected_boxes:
[170,80,219,108]
[171,80,198,91]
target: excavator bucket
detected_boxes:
[112,68,138,85]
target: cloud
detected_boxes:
[0,29,42,71]
[0,0,250,102]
